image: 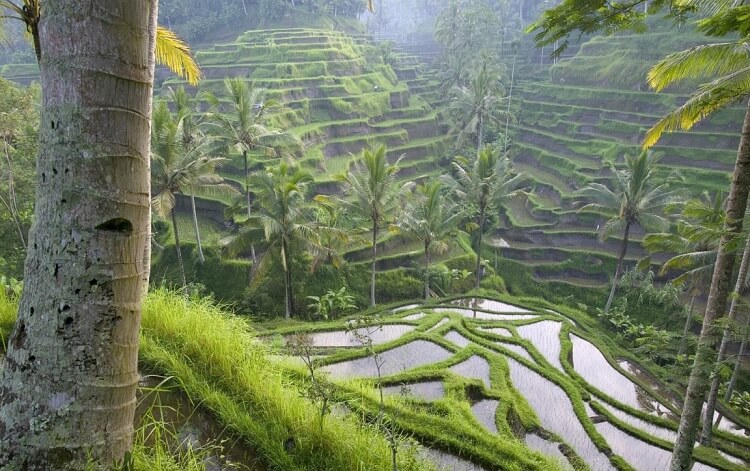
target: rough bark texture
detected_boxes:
[475,209,485,289]
[190,193,205,263]
[670,100,750,470]
[171,207,188,293]
[371,222,378,307]
[604,220,631,313]
[723,312,750,404]
[678,296,695,357]
[424,241,430,300]
[0,1,156,469]
[700,229,750,445]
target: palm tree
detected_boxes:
[577,151,676,313]
[311,195,356,272]
[168,85,210,263]
[642,193,725,355]
[0,2,158,466]
[225,163,316,319]
[206,78,301,261]
[641,27,750,468]
[449,59,509,151]
[0,1,201,84]
[449,144,526,289]
[398,181,462,299]
[151,101,237,293]
[337,145,411,307]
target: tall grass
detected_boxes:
[141,288,427,470]
[0,288,17,351]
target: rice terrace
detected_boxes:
[0,0,749,470]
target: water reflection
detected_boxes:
[383,381,445,401]
[471,399,499,433]
[433,307,538,321]
[498,342,535,363]
[445,330,472,348]
[479,326,513,337]
[420,448,489,471]
[517,321,563,371]
[322,340,453,378]
[393,304,421,313]
[287,325,415,348]
[572,336,669,416]
[401,312,426,321]
[596,401,676,442]
[452,297,532,313]
[450,355,492,389]
[594,422,716,471]
[524,434,574,471]
[506,359,615,470]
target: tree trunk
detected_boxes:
[504,52,516,155]
[424,241,430,300]
[723,312,750,404]
[475,209,485,289]
[678,295,695,356]
[0,1,156,468]
[477,115,484,152]
[371,221,378,307]
[700,230,750,445]
[190,194,205,263]
[244,150,257,263]
[283,239,291,319]
[670,99,750,471]
[171,208,188,295]
[604,220,631,313]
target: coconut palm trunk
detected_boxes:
[371,222,378,307]
[424,241,431,300]
[0,1,155,468]
[723,312,750,405]
[700,229,750,445]
[679,295,696,356]
[190,193,205,263]
[671,100,750,470]
[171,207,188,295]
[244,150,257,263]
[282,238,292,319]
[604,220,631,313]
[475,209,486,289]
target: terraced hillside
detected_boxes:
[159,28,447,192]
[498,29,743,290]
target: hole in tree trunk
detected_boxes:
[95,218,133,234]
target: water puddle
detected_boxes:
[596,401,676,442]
[427,317,450,332]
[594,422,716,471]
[137,376,265,470]
[286,324,414,347]
[433,307,538,321]
[618,360,678,409]
[516,321,563,371]
[718,450,749,467]
[524,434,574,471]
[479,326,512,337]
[322,340,453,378]
[572,336,668,416]
[420,448,489,471]
[449,355,492,389]
[445,330,472,348]
[470,399,499,433]
[451,297,532,313]
[393,304,421,313]
[506,359,614,470]
[498,342,535,363]
[402,312,426,321]
[706,407,749,438]
[383,380,445,401]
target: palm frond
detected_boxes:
[648,42,748,92]
[156,26,202,86]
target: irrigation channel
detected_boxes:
[273,297,750,471]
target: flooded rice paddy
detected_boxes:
[287,297,746,471]
[288,324,415,347]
